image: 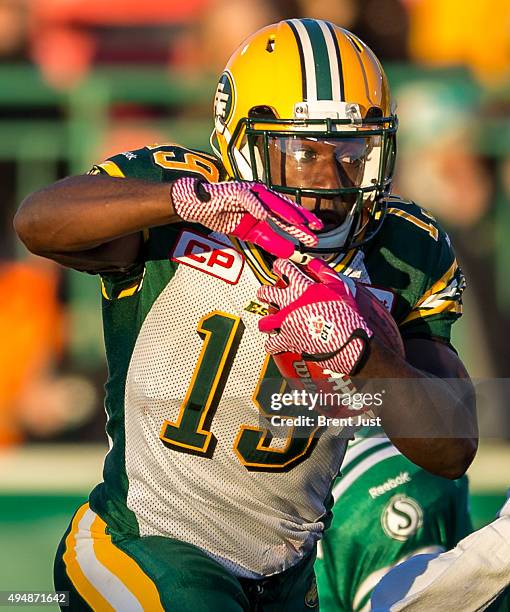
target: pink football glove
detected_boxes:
[257,258,373,375]
[171,178,323,258]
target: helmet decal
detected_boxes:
[214,71,236,133]
[286,19,344,102]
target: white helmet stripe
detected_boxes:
[287,19,317,102]
[317,20,342,102]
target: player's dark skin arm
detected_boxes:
[13,175,180,271]
[356,337,478,479]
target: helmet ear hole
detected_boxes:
[248,106,277,119]
[365,107,383,119]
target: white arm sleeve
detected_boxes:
[371,497,510,611]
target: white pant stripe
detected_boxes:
[74,508,144,612]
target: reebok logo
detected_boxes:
[368,471,411,499]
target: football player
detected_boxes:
[314,429,471,611]
[14,19,477,611]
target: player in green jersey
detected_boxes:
[15,19,477,611]
[371,492,510,611]
[315,429,471,611]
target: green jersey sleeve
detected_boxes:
[364,198,465,344]
[87,143,225,296]
[89,142,224,184]
[397,216,465,343]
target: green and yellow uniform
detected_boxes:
[54,143,465,610]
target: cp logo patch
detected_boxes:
[381,494,423,541]
[308,315,334,343]
[171,230,244,285]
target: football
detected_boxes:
[355,282,405,358]
[270,279,405,418]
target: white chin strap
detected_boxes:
[313,204,357,251]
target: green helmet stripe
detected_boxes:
[287,19,344,101]
[301,18,333,100]
[287,19,318,101]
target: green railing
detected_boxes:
[0,64,215,202]
[2,64,216,364]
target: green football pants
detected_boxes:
[54,502,319,611]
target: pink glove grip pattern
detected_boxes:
[170,178,322,257]
[257,259,372,375]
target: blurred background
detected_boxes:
[0,0,509,602]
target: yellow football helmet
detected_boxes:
[211,18,397,253]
